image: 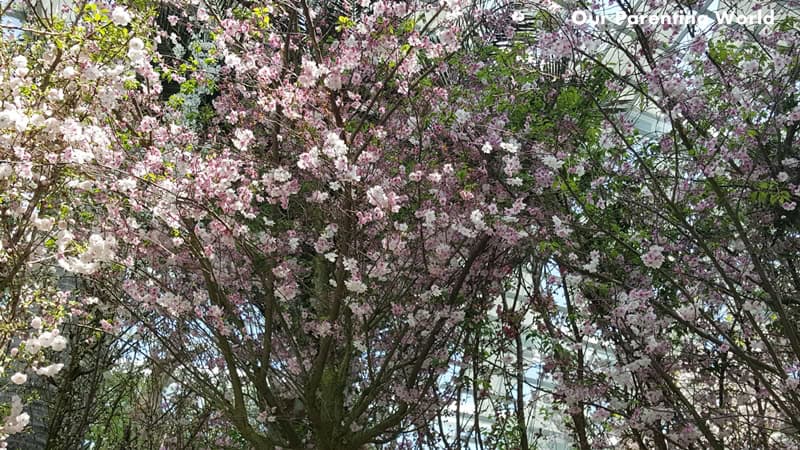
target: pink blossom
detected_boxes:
[642,245,665,269]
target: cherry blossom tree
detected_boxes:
[496,0,800,449]
[420,28,613,448]
[0,0,153,446]
[5,0,800,449]
[32,0,554,448]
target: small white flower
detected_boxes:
[24,338,41,354]
[552,215,572,238]
[35,364,64,378]
[322,132,348,158]
[10,372,27,385]
[50,336,67,352]
[500,141,519,153]
[61,66,78,78]
[224,54,241,68]
[33,217,54,232]
[470,210,486,230]
[481,142,492,154]
[511,10,525,23]
[345,279,368,294]
[128,38,145,52]
[232,128,254,150]
[454,109,470,124]
[38,331,54,348]
[0,163,12,179]
[117,177,137,192]
[30,317,42,330]
[271,167,292,183]
[12,55,27,69]
[111,7,132,26]
[582,250,600,273]
[542,155,564,170]
[0,109,24,131]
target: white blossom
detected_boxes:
[33,217,54,232]
[35,364,64,377]
[11,55,27,69]
[470,210,486,230]
[345,279,368,294]
[322,132,348,159]
[224,53,241,69]
[111,7,132,26]
[500,141,519,153]
[50,335,67,352]
[1,396,29,434]
[38,331,54,348]
[454,109,470,124]
[552,215,572,238]
[10,373,26,385]
[582,250,600,273]
[542,155,564,170]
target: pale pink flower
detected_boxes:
[642,245,665,269]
